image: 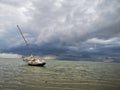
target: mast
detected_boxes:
[17,25,33,56]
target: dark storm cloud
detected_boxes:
[0,0,120,58]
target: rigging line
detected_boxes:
[17,25,33,55]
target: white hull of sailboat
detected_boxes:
[23,56,46,66]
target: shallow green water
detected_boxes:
[0,58,120,90]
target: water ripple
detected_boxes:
[0,59,120,90]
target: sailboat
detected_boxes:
[17,25,46,66]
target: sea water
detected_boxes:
[0,58,120,90]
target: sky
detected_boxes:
[0,0,120,59]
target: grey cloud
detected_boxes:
[0,0,31,7]
[0,0,120,58]
[27,0,120,44]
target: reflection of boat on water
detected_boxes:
[17,25,46,66]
